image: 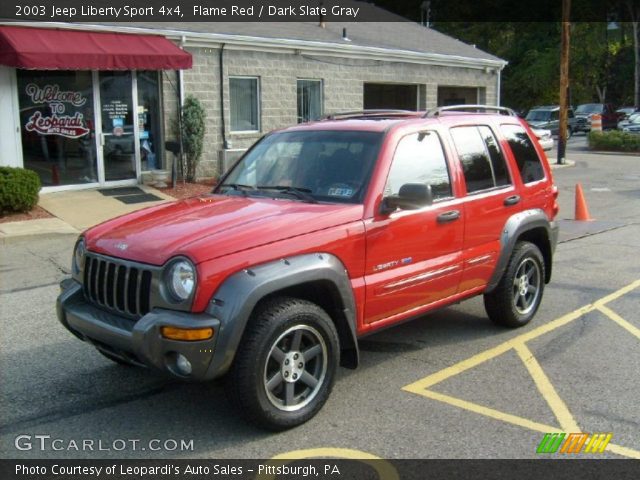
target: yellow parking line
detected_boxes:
[403,303,594,392]
[605,443,640,460]
[597,304,640,341]
[403,280,640,393]
[514,343,580,432]
[415,389,558,433]
[594,279,640,306]
[402,280,640,459]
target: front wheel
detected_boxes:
[484,241,545,328]
[228,297,339,430]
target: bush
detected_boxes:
[181,96,206,183]
[0,167,41,214]
[588,131,640,152]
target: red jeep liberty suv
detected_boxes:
[57,105,559,430]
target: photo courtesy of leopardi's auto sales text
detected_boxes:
[1,0,639,479]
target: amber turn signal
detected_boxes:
[160,326,214,341]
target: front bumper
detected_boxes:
[57,278,221,381]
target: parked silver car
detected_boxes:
[532,128,554,151]
[618,112,640,131]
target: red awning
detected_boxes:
[0,26,192,70]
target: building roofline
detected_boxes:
[1,21,508,71]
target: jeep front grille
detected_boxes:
[83,255,152,318]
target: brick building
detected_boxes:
[0,20,505,192]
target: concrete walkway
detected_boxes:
[1,185,174,244]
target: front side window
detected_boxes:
[450,126,511,194]
[501,124,545,184]
[297,79,323,123]
[218,130,383,204]
[385,131,452,200]
[230,77,259,132]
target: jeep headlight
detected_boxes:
[166,259,196,302]
[73,238,86,274]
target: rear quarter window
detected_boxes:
[500,124,545,184]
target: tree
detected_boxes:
[181,96,206,183]
[629,1,640,107]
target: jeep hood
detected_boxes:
[85,195,364,265]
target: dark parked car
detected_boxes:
[575,103,620,132]
[525,106,577,136]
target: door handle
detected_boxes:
[504,195,521,206]
[437,210,461,223]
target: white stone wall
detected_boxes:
[163,46,498,179]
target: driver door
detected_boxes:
[364,130,464,325]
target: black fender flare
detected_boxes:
[205,253,359,378]
[485,209,558,293]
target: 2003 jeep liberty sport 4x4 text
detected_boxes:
[57,106,559,430]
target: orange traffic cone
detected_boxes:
[574,183,593,221]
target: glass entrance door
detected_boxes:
[98,72,138,182]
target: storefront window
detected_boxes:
[137,71,163,171]
[17,70,97,187]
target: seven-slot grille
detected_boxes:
[83,254,152,318]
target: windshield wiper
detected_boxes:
[256,185,318,203]
[219,183,255,196]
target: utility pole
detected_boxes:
[557,0,571,165]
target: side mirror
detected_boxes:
[382,183,433,213]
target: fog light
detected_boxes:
[175,354,192,375]
[161,326,213,341]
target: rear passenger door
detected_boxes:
[449,125,522,292]
[500,124,551,213]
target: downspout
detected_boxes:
[220,43,229,149]
[496,67,502,106]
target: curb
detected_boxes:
[0,218,79,245]
[586,150,640,157]
[550,159,576,169]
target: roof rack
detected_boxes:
[323,109,416,120]
[424,104,517,118]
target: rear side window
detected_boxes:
[501,124,545,184]
[450,126,511,194]
[386,131,452,200]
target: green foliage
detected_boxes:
[433,22,637,112]
[0,167,41,214]
[588,131,640,152]
[181,96,206,182]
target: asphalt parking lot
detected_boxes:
[1,135,639,461]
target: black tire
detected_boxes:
[484,241,545,328]
[96,348,137,366]
[228,296,339,431]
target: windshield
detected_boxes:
[526,110,551,122]
[576,104,602,114]
[218,130,383,203]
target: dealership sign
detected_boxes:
[23,83,90,138]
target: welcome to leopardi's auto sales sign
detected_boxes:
[23,83,91,139]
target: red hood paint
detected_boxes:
[85,195,364,265]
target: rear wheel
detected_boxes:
[484,241,545,328]
[228,297,339,430]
